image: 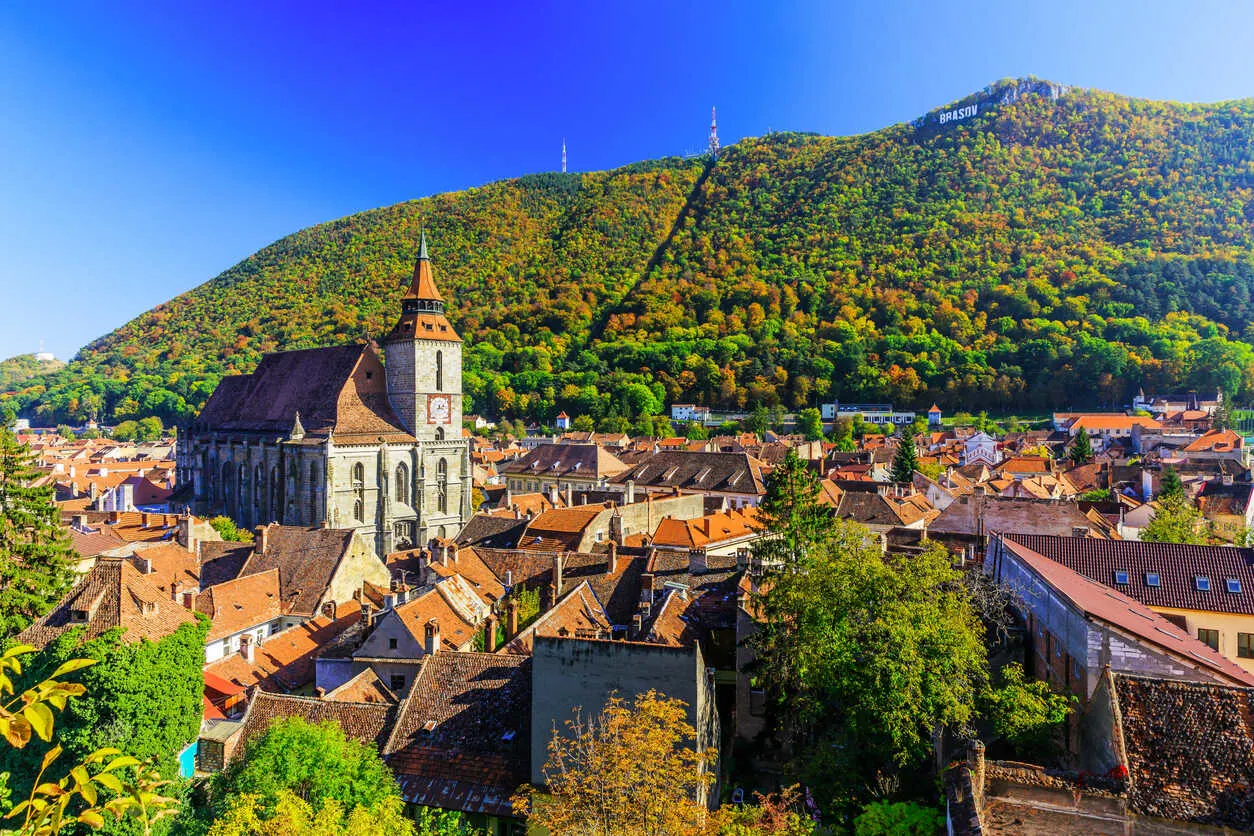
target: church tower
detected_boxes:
[383,231,463,439]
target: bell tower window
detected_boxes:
[436,350,443,391]
[437,458,448,514]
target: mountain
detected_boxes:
[8,77,1254,429]
[0,354,64,393]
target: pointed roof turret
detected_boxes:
[290,410,306,440]
[403,228,444,304]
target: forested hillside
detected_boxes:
[8,77,1254,428]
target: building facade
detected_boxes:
[178,233,473,555]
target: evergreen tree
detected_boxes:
[0,426,75,638]
[1069,427,1094,464]
[890,425,919,483]
[1212,397,1234,431]
[744,403,770,436]
[1159,466,1184,499]
[751,448,829,570]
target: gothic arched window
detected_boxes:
[395,463,409,506]
[221,462,233,506]
[269,466,279,522]
[434,426,445,441]
[254,465,264,519]
[352,463,366,522]
[435,350,443,391]
[436,458,448,514]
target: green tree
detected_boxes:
[1068,427,1093,464]
[571,414,596,433]
[751,449,828,570]
[1159,466,1184,499]
[684,421,709,440]
[889,425,919,484]
[111,421,140,442]
[744,404,770,436]
[984,663,1076,758]
[208,516,253,543]
[0,644,178,836]
[852,801,943,836]
[751,534,985,814]
[137,417,164,442]
[1141,491,1205,544]
[0,427,75,639]
[55,425,75,440]
[213,718,403,827]
[2,619,209,806]
[796,408,824,441]
[831,417,855,452]
[207,790,415,836]
[1212,397,1234,431]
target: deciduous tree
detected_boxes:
[515,691,714,836]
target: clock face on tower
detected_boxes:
[427,394,451,424]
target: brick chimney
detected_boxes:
[424,618,441,655]
[254,524,269,554]
[607,541,618,575]
[609,512,624,546]
[239,633,255,664]
[554,553,565,594]
[689,547,707,575]
[506,598,519,636]
[181,590,196,610]
[483,615,498,652]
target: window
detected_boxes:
[437,458,448,514]
[1145,572,1161,587]
[1114,569,1129,585]
[353,499,364,523]
[435,426,445,440]
[388,637,398,650]
[1227,578,1242,594]
[389,674,406,692]
[308,462,320,524]
[1198,628,1220,651]
[395,463,409,506]
[352,463,366,522]
[1239,633,1254,659]
[1196,576,1212,592]
[435,350,443,391]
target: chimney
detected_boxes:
[689,548,708,575]
[640,573,655,609]
[254,525,269,554]
[315,687,326,699]
[968,741,986,805]
[565,484,574,507]
[609,512,624,546]
[71,514,87,531]
[181,590,196,610]
[361,601,374,630]
[483,615,498,652]
[1141,468,1154,501]
[507,598,519,636]
[383,593,396,611]
[554,553,565,594]
[625,479,636,505]
[631,612,644,636]
[108,510,120,523]
[136,555,153,575]
[447,542,458,564]
[179,515,195,553]
[439,542,450,567]
[321,600,337,620]
[141,512,151,528]
[505,569,513,589]
[607,541,618,575]
[548,484,559,506]
[424,618,441,655]
[239,633,255,664]
[1224,473,1235,486]
[513,506,521,520]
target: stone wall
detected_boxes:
[530,635,717,803]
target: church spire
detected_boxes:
[403,228,444,304]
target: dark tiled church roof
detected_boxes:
[194,343,412,442]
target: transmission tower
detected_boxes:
[562,138,567,173]
[708,107,720,160]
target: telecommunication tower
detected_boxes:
[562,138,567,173]
[708,107,720,160]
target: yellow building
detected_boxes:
[1003,533,1254,673]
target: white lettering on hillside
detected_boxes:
[938,103,978,125]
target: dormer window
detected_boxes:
[1196,576,1212,592]
[70,609,90,623]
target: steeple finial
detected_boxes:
[418,226,429,261]
[291,411,305,440]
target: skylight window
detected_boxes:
[1114,570,1129,585]
[1227,578,1242,594]
[1196,576,1211,592]
[1145,573,1161,587]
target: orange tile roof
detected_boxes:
[1184,429,1243,453]
[1070,414,1162,431]
[204,601,362,692]
[198,568,284,642]
[502,582,610,654]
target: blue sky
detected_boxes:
[4,0,1254,360]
